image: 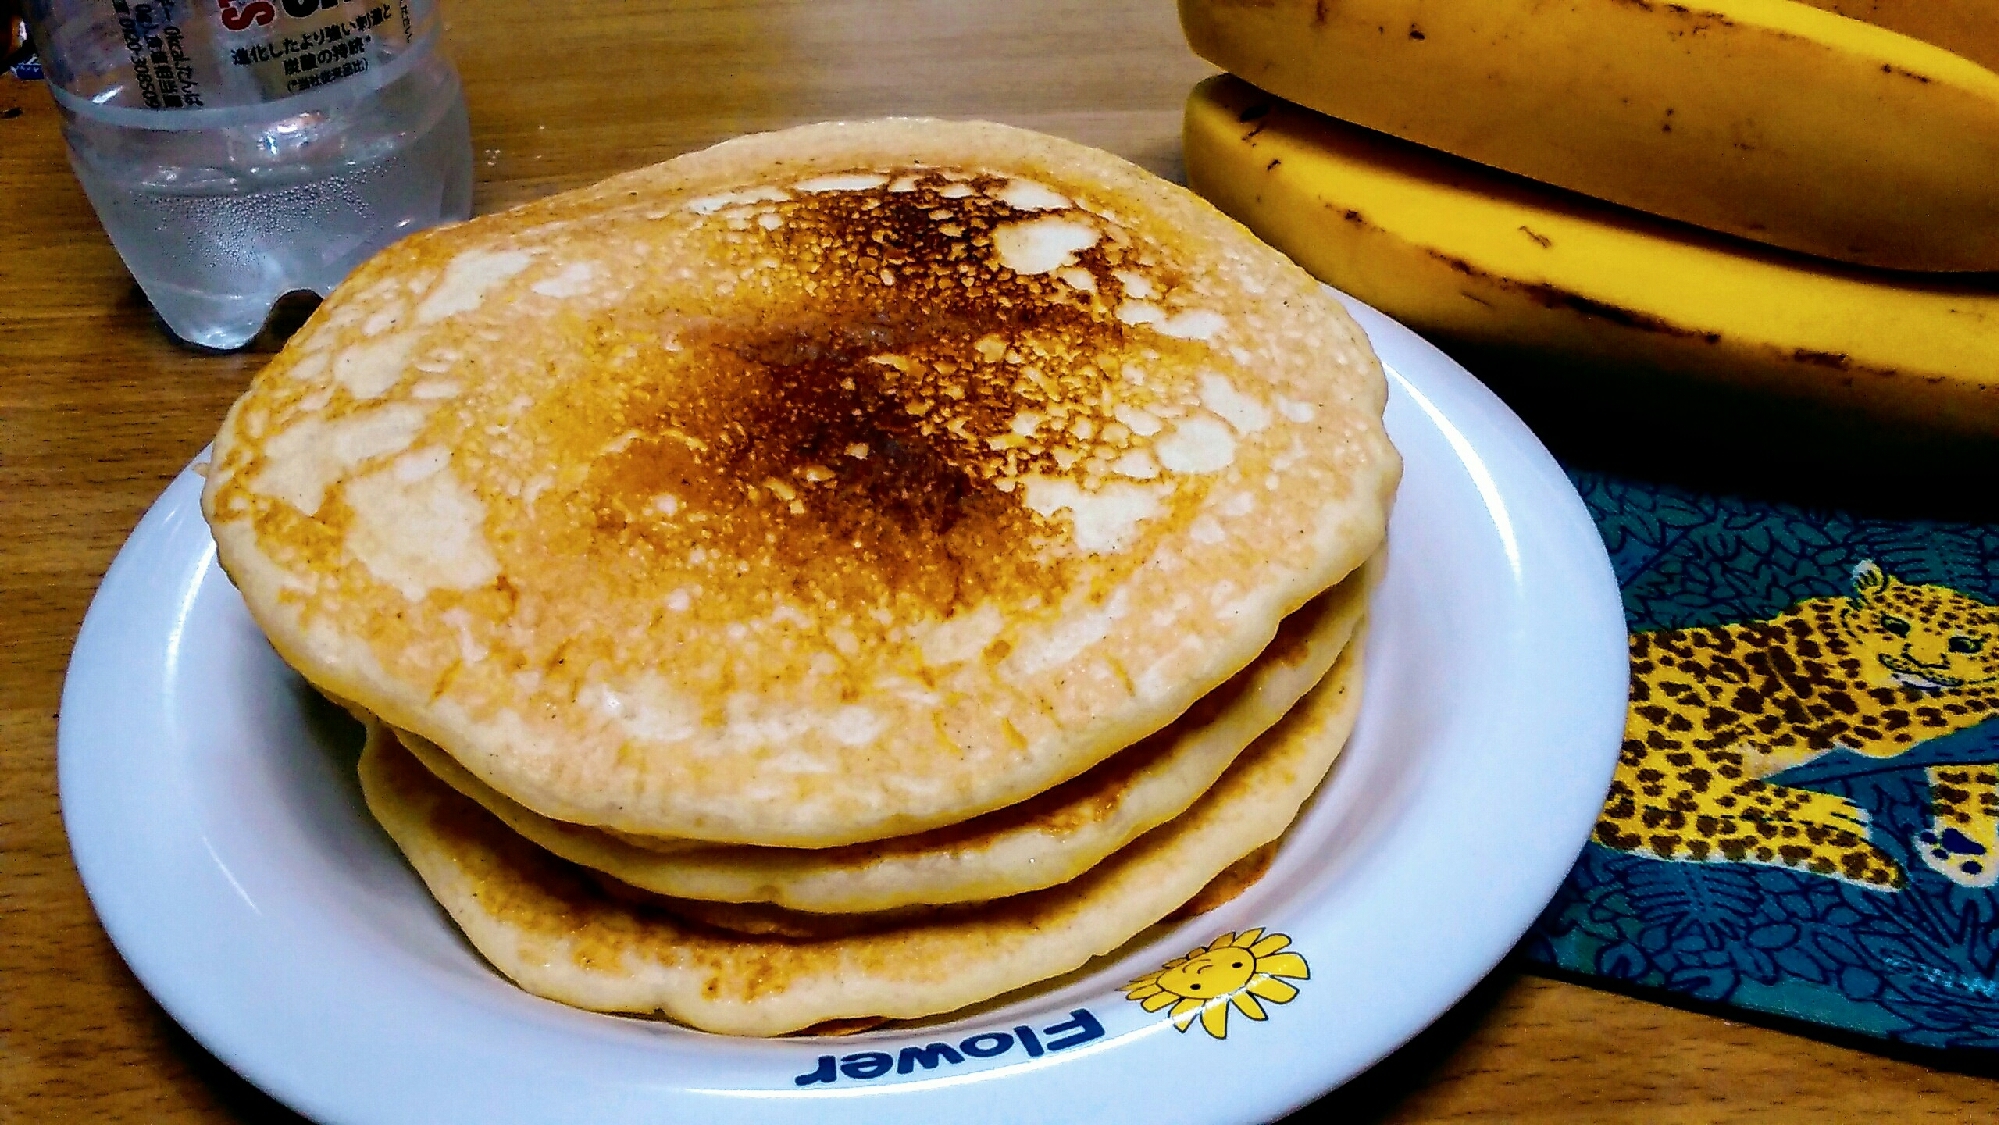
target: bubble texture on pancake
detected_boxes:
[391,559,1371,913]
[358,633,1367,1036]
[207,118,1399,846]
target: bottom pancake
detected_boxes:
[358,632,1365,1036]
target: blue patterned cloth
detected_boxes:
[1523,471,1999,1049]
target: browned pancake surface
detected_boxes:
[207,119,1398,845]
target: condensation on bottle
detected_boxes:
[28,0,473,350]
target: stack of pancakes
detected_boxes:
[201,120,1400,1036]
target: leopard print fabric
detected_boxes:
[1595,561,1999,890]
[1917,764,1999,887]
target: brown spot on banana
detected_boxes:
[1418,247,1722,341]
[1610,0,1735,24]
[1791,349,1851,369]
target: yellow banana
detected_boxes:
[1799,1,1999,74]
[1183,75,1999,434]
[1179,0,1999,272]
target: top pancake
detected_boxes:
[203,118,1399,846]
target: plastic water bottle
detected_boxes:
[27,0,472,350]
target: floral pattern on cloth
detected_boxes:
[1524,471,1999,1050]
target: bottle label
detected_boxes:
[87,0,419,109]
[214,0,416,100]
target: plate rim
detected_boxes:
[56,290,1628,1124]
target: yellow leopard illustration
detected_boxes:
[1917,764,1999,887]
[1595,561,1999,890]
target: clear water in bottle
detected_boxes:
[31,0,472,350]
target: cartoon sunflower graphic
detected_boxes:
[1122,928,1310,1040]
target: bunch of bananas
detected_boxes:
[1180,0,1999,434]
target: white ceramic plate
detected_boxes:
[59,293,1627,1125]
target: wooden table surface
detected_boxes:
[4,1,1999,1120]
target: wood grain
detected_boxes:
[3,1,1997,1120]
